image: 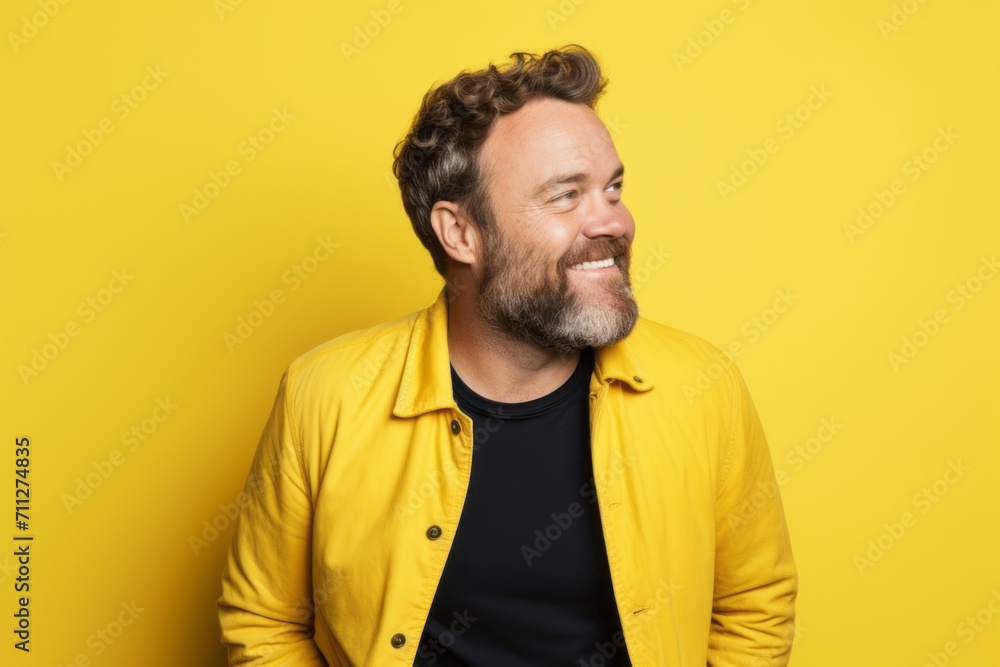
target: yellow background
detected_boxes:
[3,0,998,664]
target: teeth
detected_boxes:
[571,257,615,270]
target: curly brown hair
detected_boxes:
[391,44,609,278]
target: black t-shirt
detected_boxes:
[413,347,632,666]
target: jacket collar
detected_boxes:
[393,286,654,419]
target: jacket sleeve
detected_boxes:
[707,363,798,666]
[217,367,328,665]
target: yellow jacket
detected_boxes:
[218,287,797,666]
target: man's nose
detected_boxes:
[582,196,633,240]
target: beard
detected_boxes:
[476,223,639,356]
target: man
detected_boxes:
[218,45,797,666]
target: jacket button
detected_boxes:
[426,525,442,539]
[633,375,643,383]
[450,419,461,434]
[391,633,406,648]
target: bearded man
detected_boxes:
[218,44,797,667]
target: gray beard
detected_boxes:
[476,232,639,355]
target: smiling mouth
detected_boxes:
[569,257,616,270]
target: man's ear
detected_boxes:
[430,200,479,267]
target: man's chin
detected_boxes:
[558,300,639,350]
[572,281,638,319]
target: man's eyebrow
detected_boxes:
[532,164,625,200]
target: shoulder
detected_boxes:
[282,307,420,400]
[629,314,738,372]
[623,314,748,411]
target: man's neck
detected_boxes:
[446,292,582,404]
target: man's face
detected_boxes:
[470,97,638,355]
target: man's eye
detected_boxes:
[557,191,578,201]
[608,181,624,192]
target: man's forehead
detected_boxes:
[479,99,617,185]
[486,99,605,150]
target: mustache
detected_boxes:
[560,237,632,268]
